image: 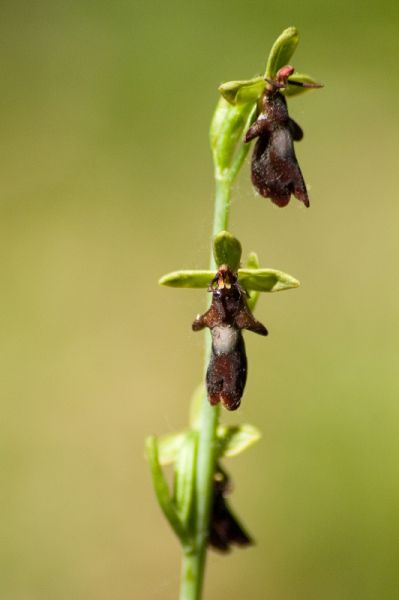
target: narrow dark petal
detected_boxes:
[244,118,269,143]
[287,118,303,141]
[287,79,323,89]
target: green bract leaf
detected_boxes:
[209,97,231,153]
[159,270,214,288]
[245,253,260,311]
[213,231,242,270]
[210,97,254,176]
[265,26,299,79]
[238,268,300,292]
[228,104,257,182]
[217,424,261,458]
[157,431,189,465]
[219,76,265,106]
[146,436,190,547]
[173,432,197,528]
[284,73,323,97]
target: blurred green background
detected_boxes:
[1,1,399,599]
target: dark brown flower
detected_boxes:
[192,265,267,411]
[209,468,253,553]
[245,65,312,208]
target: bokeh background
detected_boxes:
[1,1,399,599]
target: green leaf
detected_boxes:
[146,436,191,548]
[173,432,197,528]
[219,76,265,106]
[213,231,242,271]
[217,424,261,458]
[157,431,189,465]
[245,253,260,311]
[238,268,300,292]
[265,26,299,79]
[159,270,214,288]
[284,72,323,97]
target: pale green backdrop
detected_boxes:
[1,1,399,599]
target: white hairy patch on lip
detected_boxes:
[211,325,238,355]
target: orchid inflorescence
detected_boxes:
[146,26,323,600]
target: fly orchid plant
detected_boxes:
[146,26,323,600]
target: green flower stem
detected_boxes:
[179,174,232,600]
[212,176,233,241]
[180,89,254,599]
[180,551,202,600]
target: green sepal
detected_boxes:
[146,436,191,548]
[157,431,189,465]
[213,231,242,271]
[284,73,323,97]
[265,26,299,79]
[159,270,214,288]
[219,76,265,106]
[245,252,260,311]
[173,431,197,529]
[160,266,299,292]
[217,424,261,458]
[238,268,300,292]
